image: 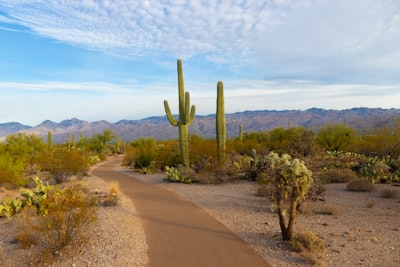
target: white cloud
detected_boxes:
[253,0,400,83]
[0,0,272,62]
[1,0,398,83]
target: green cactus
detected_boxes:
[66,133,71,151]
[72,135,76,151]
[239,124,243,143]
[216,81,226,163]
[164,59,196,168]
[47,131,53,158]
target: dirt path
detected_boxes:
[92,157,271,267]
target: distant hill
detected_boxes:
[0,122,31,137]
[1,108,399,143]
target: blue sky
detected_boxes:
[0,0,399,126]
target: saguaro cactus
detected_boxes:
[216,81,226,163]
[66,133,71,151]
[239,124,243,143]
[47,131,53,158]
[164,59,196,168]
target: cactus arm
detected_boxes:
[164,100,179,126]
[184,92,191,123]
[189,105,196,124]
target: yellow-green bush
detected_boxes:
[0,154,27,188]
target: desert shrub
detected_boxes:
[320,168,359,184]
[189,136,217,172]
[380,188,397,199]
[153,141,181,169]
[317,204,340,215]
[346,179,375,192]
[47,150,88,183]
[290,231,326,265]
[0,154,27,187]
[12,205,40,248]
[13,181,97,263]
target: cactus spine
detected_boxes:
[164,59,196,168]
[216,81,226,163]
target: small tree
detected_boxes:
[266,152,313,241]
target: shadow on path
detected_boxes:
[92,157,271,267]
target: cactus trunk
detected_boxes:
[164,59,196,168]
[47,131,53,158]
[239,124,243,143]
[216,81,226,163]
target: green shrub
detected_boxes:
[380,188,397,199]
[346,179,375,192]
[320,168,359,184]
[290,231,326,265]
[0,154,27,187]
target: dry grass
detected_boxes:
[298,201,313,215]
[109,181,120,196]
[0,245,3,261]
[320,168,358,184]
[380,188,397,199]
[366,201,375,208]
[290,231,326,265]
[317,204,340,215]
[346,179,375,192]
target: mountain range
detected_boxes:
[1,108,400,143]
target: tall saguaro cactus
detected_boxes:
[47,131,53,158]
[164,59,196,168]
[216,81,226,163]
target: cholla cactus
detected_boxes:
[266,152,313,241]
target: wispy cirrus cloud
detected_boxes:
[0,0,273,61]
[0,0,399,83]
